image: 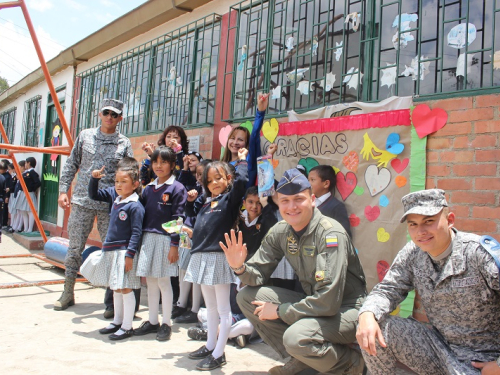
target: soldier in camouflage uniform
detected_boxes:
[220,169,367,375]
[54,99,133,311]
[356,189,500,374]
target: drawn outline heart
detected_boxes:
[336,171,357,201]
[365,165,391,197]
[391,158,409,174]
[412,104,448,138]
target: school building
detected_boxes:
[0,0,498,245]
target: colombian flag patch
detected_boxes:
[326,236,338,247]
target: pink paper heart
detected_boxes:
[336,171,357,201]
[219,125,233,147]
[364,205,380,222]
[377,260,390,282]
[412,104,448,138]
[349,213,360,227]
[390,158,409,174]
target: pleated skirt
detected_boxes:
[184,251,238,285]
[136,232,178,278]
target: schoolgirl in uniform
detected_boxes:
[134,146,187,341]
[81,157,145,340]
[16,157,41,233]
[7,163,21,233]
[184,149,248,371]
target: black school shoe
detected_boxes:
[133,321,159,336]
[171,305,187,319]
[109,328,134,341]
[189,345,213,360]
[99,323,121,334]
[156,323,172,341]
[196,354,226,371]
[174,310,198,324]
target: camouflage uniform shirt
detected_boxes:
[59,127,133,210]
[359,229,500,364]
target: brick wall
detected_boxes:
[425,93,500,241]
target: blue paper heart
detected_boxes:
[386,133,404,155]
[379,195,389,207]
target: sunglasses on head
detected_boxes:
[102,109,120,119]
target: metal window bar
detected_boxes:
[74,14,221,136]
[22,95,41,147]
[0,107,16,153]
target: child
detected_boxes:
[1,159,11,228]
[9,160,25,233]
[184,149,248,371]
[80,157,145,340]
[308,165,351,237]
[16,157,41,233]
[178,151,204,192]
[134,146,187,341]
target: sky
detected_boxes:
[0,0,147,86]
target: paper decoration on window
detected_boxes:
[201,52,211,96]
[361,133,397,167]
[286,68,309,83]
[345,12,361,32]
[447,23,477,49]
[335,41,343,61]
[311,36,319,56]
[319,72,336,92]
[494,51,500,70]
[380,64,397,88]
[297,81,315,95]
[271,85,282,100]
[456,53,474,77]
[402,55,430,81]
[238,45,247,71]
[392,13,418,50]
[385,133,404,155]
[285,36,295,52]
[343,68,363,90]
[365,165,391,197]
[262,118,280,143]
[100,86,109,94]
[167,67,182,96]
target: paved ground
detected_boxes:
[0,233,283,375]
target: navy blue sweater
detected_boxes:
[2,172,11,199]
[22,168,41,192]
[141,177,187,246]
[186,161,248,254]
[88,177,145,258]
[317,194,352,238]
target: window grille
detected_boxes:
[0,106,16,152]
[22,96,41,147]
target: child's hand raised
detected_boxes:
[267,143,277,156]
[142,142,154,156]
[238,147,248,160]
[187,189,198,202]
[183,155,190,171]
[92,166,106,179]
[257,92,271,112]
[124,257,133,273]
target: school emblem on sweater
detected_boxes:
[287,235,298,255]
[256,224,261,230]
[211,201,218,209]
[119,211,128,221]
[326,236,338,247]
[162,193,170,203]
[315,271,325,281]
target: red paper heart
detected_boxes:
[412,104,448,138]
[364,205,380,222]
[349,214,360,227]
[391,158,409,174]
[377,260,390,282]
[336,172,357,201]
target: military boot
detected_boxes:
[54,277,76,310]
[268,357,310,375]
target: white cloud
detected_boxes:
[66,0,86,11]
[0,20,64,85]
[100,0,117,7]
[27,0,54,12]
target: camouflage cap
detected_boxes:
[100,98,124,114]
[400,189,448,223]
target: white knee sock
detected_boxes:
[21,211,28,232]
[146,277,160,325]
[192,282,202,313]
[177,268,191,308]
[213,284,232,359]
[28,212,35,232]
[111,292,124,326]
[121,292,136,331]
[158,277,173,326]
[229,319,254,338]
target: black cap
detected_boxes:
[276,168,311,195]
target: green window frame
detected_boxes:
[22,95,42,147]
[75,14,221,136]
[0,106,16,151]
[223,0,500,122]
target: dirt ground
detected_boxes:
[0,233,284,375]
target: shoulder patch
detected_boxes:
[320,219,333,230]
[326,236,338,247]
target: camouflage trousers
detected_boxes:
[64,204,109,278]
[362,316,481,375]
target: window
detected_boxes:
[223,0,499,122]
[22,96,41,147]
[75,14,221,136]
[0,106,16,152]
